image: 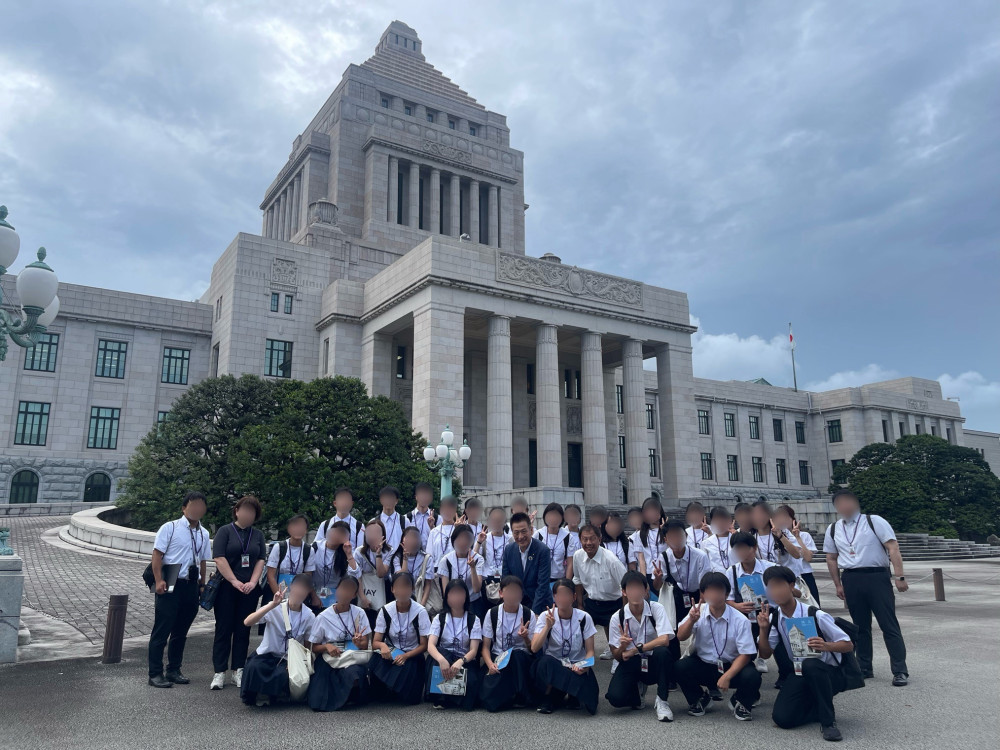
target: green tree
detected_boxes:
[830,434,1000,540]
[117,375,438,532]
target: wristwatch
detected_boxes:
[637,642,644,654]
[460,655,469,665]
[896,576,906,581]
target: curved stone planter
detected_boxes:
[62,505,158,560]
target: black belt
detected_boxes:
[842,567,889,575]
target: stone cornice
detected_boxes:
[363,135,519,185]
[693,391,965,421]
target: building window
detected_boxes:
[701,453,713,480]
[14,401,50,446]
[827,419,843,443]
[396,346,406,379]
[899,421,906,436]
[95,340,128,379]
[698,409,711,435]
[749,415,760,440]
[831,458,846,474]
[564,369,572,399]
[215,296,222,321]
[776,458,787,484]
[752,456,764,483]
[526,363,535,395]
[724,412,736,438]
[83,472,112,503]
[404,105,412,116]
[160,347,190,385]
[799,460,810,486]
[528,439,537,487]
[727,455,739,481]
[265,339,293,378]
[772,419,784,442]
[469,125,477,136]
[211,343,220,377]
[574,371,581,400]
[381,97,389,108]
[946,427,953,443]
[157,411,170,425]
[915,423,922,435]
[616,384,623,414]
[618,436,626,468]
[448,120,456,130]
[795,420,806,444]
[270,292,280,312]
[322,338,330,376]
[931,425,937,436]
[426,112,434,123]
[284,294,293,314]
[649,449,659,478]
[882,419,890,442]
[646,403,655,430]
[87,406,121,450]
[9,470,39,504]
[24,332,59,372]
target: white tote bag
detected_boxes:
[795,577,820,609]
[281,602,314,700]
[415,553,443,617]
[322,649,374,669]
[657,581,694,658]
[361,568,387,611]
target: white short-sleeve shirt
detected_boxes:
[429,612,483,653]
[754,529,795,564]
[823,514,896,569]
[680,604,756,664]
[305,543,361,591]
[532,608,597,662]
[601,538,630,567]
[256,605,316,656]
[661,546,712,593]
[314,514,364,549]
[374,601,431,651]
[437,550,485,601]
[266,540,310,577]
[406,508,434,550]
[389,550,436,580]
[630,528,664,575]
[572,546,627,602]
[312,604,372,646]
[608,601,674,651]
[482,604,536,656]
[778,531,817,575]
[768,602,850,667]
[535,528,580,579]
[481,532,511,577]
[704,534,735,573]
[153,518,211,580]
[427,523,456,570]
[379,511,405,552]
[728,559,777,606]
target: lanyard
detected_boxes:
[843,518,862,549]
[489,535,504,568]
[558,615,573,657]
[708,615,730,662]
[337,609,356,641]
[546,531,559,559]
[232,523,252,556]
[500,608,517,649]
[757,532,775,562]
[692,528,705,547]
[454,554,467,581]
[395,608,411,650]
[625,611,648,646]
[283,607,303,650]
[286,544,302,574]
[439,526,454,559]
[717,536,731,567]
[187,524,200,568]
[383,513,399,543]
[672,551,695,591]
[447,615,464,651]
[406,553,422,574]
[319,546,334,586]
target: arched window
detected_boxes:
[758,495,768,503]
[84,472,113,503]
[733,494,743,503]
[10,470,39,504]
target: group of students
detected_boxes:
[148,485,912,743]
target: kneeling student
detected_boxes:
[605,571,675,722]
[675,572,762,721]
[240,574,316,706]
[530,579,599,715]
[426,579,483,710]
[757,566,853,742]
[307,576,373,712]
[480,576,538,712]
[369,572,431,704]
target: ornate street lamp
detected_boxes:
[0,206,60,361]
[422,424,472,499]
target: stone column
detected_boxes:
[277,193,286,241]
[656,343,700,504]
[411,300,466,457]
[408,162,421,228]
[361,332,393,398]
[388,156,399,224]
[623,339,651,501]
[263,206,272,238]
[487,315,513,490]
[487,184,499,247]
[289,176,299,236]
[429,168,441,234]
[449,173,460,236]
[535,324,562,486]
[604,366,622,501]
[469,179,481,243]
[581,331,609,505]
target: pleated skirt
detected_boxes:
[240,652,288,705]
[307,656,370,712]
[369,652,426,704]
[534,653,600,715]
[424,648,483,711]
[479,648,538,712]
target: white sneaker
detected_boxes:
[655,696,674,722]
[599,647,613,660]
[210,672,226,690]
[754,657,769,673]
[233,668,243,688]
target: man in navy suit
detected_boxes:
[502,511,552,614]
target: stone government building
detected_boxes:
[1,21,997,518]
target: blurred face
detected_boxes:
[511,520,532,549]
[235,504,257,527]
[380,493,398,513]
[554,585,575,611]
[446,586,467,612]
[735,509,752,529]
[465,505,482,523]
[441,503,457,522]
[591,511,608,528]
[402,529,420,555]
[605,517,623,539]
[580,528,601,557]
[702,584,727,607]
[834,495,861,519]
[501,582,523,608]
[734,543,756,564]
[624,581,647,606]
[710,513,732,535]
[415,488,433,508]
[686,508,705,526]
[766,577,795,606]
[329,526,348,548]
[289,579,311,605]
[365,523,384,548]
[488,509,506,532]
[511,501,527,515]
[454,530,473,556]
[183,499,207,522]
[752,507,771,531]
[666,529,687,551]
[627,511,642,529]
[543,510,562,530]
[337,577,359,602]
[772,510,793,530]
[642,505,661,526]
[287,518,307,540]
[392,577,414,600]
[565,508,581,529]
[333,492,353,515]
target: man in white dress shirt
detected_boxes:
[572,524,627,655]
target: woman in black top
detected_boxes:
[211,495,267,691]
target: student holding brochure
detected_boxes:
[425,579,483,710]
[479,576,538,712]
[308,576,373,712]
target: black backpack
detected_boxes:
[489,604,533,640]
[616,604,662,637]
[769,606,865,691]
[436,610,477,652]
[829,514,876,543]
[602,536,630,561]
[379,605,420,649]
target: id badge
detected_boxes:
[794,659,803,676]
[240,554,250,568]
[640,654,649,674]
[716,659,725,674]
[683,594,692,608]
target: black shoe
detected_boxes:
[730,697,752,721]
[536,701,554,714]
[708,686,723,701]
[773,678,785,690]
[687,689,712,716]
[165,671,190,685]
[823,723,844,742]
[565,695,581,710]
[862,670,875,679]
[892,673,908,687]
[148,675,173,688]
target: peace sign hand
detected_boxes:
[427,509,436,528]
[756,602,771,630]
[528,510,537,525]
[518,622,530,639]
[468,552,478,569]
[545,605,556,628]
[791,519,801,535]
[459,514,468,526]
[342,540,353,558]
[477,528,488,546]
[688,602,702,621]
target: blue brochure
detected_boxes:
[736,573,767,612]
[430,665,468,696]
[785,616,821,659]
[496,649,512,670]
[391,648,405,660]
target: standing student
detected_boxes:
[426,579,483,710]
[147,491,210,688]
[378,486,406,552]
[355,519,391,627]
[265,515,312,597]
[626,507,643,535]
[476,507,510,608]
[773,504,820,604]
[704,506,735,573]
[751,500,800,565]
[405,482,436,550]
[675,572,761,721]
[572,524,627,661]
[530,579,599,715]
[588,505,609,535]
[653,521,712,662]
[601,512,633,569]
[733,502,753,533]
[605,571,675,721]
[427,495,459,571]
[370,572,431,704]
[241,574,316,706]
[462,497,485,536]
[308,576,373,712]
[390,526,435,607]
[685,502,711,549]
[315,487,364,549]
[211,495,267,691]
[437,524,486,620]
[564,504,583,547]
[534,503,579,581]
[506,495,536,532]
[502,512,553,614]
[631,496,666,585]
[306,521,360,609]
[480,576,538,712]
[757,566,853,742]
[824,490,909,686]
[726,532,776,674]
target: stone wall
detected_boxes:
[0,457,129,505]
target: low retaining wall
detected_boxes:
[0,502,99,517]
[64,505,157,557]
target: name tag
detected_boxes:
[640,654,649,673]
[717,659,725,674]
[794,659,804,676]
[240,554,250,568]
[683,594,692,608]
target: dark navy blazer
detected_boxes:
[501,537,553,614]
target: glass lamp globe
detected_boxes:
[441,428,454,446]
[16,247,58,309]
[0,207,19,269]
[458,444,471,461]
[435,444,449,460]
[423,446,436,462]
[36,295,60,327]
[449,449,459,464]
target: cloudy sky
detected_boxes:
[2,1,998,428]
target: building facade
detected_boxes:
[0,22,994,512]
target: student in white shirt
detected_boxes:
[437,524,485,620]
[564,503,583,549]
[751,500,800,565]
[475,507,510,607]
[726,531,778,674]
[389,527,436,608]
[605,571,676,721]
[572,524,627,659]
[405,482,436,550]
[588,505,609,536]
[370,572,431,705]
[480,576,539,712]
[461,496,485,537]
[306,521,361,610]
[535,502,580,581]
[265,514,313,600]
[314,487,365,549]
[653,521,712,663]
[427,495,459,571]
[307,576,372,712]
[530,579,599,715]
[685,501,712,550]
[758,566,854,742]
[378,486,406,553]
[505,495,536,532]
[631,496,666,584]
[674,572,762,722]
[354,519,391,627]
[626,507,644,536]
[601,511,633,569]
[240,574,316,707]
[773,504,820,604]
[426,579,483,710]
[704,506,736,573]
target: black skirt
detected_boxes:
[425,648,483,711]
[534,653,599,715]
[240,652,289,705]
[307,655,371,712]
[479,648,538,712]
[369,651,426,704]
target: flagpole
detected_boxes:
[789,323,798,392]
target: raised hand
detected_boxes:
[459,514,468,526]
[272,588,285,605]
[618,633,633,651]
[756,602,771,629]
[468,552,478,569]
[791,519,801,536]
[545,605,556,629]
[342,540,353,558]
[518,622,530,640]
[688,602,702,622]
[528,510,537,525]
[477,528,488,546]
[427,509,436,528]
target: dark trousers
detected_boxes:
[773,658,846,729]
[605,646,674,707]
[676,655,761,709]
[148,578,199,678]
[801,572,821,605]
[212,581,259,672]
[842,569,907,675]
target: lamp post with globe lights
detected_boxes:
[0,206,60,362]
[422,425,472,499]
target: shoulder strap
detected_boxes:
[467,611,475,633]
[446,558,453,578]
[278,540,288,567]
[438,611,448,632]
[563,534,570,555]
[302,542,312,564]
[618,608,625,631]
[830,520,836,541]
[580,613,586,635]
[280,601,292,633]
[418,550,431,579]
[490,606,499,634]
[522,606,532,626]
[621,535,630,556]
[866,514,876,533]
[730,565,742,602]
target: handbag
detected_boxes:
[361,568,387,611]
[484,577,501,602]
[199,572,223,611]
[795,576,820,609]
[281,602,314,699]
[658,581,678,629]
[322,649,374,669]
[415,553,443,617]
